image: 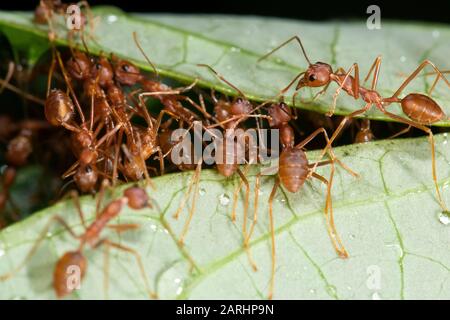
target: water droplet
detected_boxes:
[326,285,337,297]
[107,15,118,24]
[349,234,356,240]
[176,286,184,295]
[438,212,450,225]
[199,188,206,196]
[219,193,230,206]
[230,47,241,53]
[347,286,352,291]
[277,197,286,203]
[400,56,406,63]
[149,224,158,232]
[163,228,169,234]
[46,231,53,238]
[309,288,316,294]
[0,247,4,258]
[432,30,440,38]
[174,278,181,284]
[372,292,381,300]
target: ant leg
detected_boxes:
[112,129,123,186]
[235,167,258,272]
[231,167,250,227]
[0,61,14,94]
[295,127,358,177]
[133,31,159,76]
[197,64,246,97]
[388,125,412,140]
[54,50,86,124]
[69,190,88,228]
[207,114,271,129]
[377,106,448,212]
[245,173,261,246]
[0,215,79,281]
[173,162,200,220]
[363,56,382,90]
[311,82,331,102]
[257,35,312,65]
[181,96,214,120]
[311,163,349,258]
[267,178,280,300]
[390,60,450,99]
[280,71,306,100]
[95,179,110,218]
[0,78,45,106]
[178,160,202,246]
[327,63,360,117]
[98,239,157,299]
[318,103,372,164]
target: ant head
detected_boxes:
[230,97,253,116]
[267,102,292,127]
[124,186,151,210]
[54,251,87,298]
[113,58,143,86]
[90,56,114,88]
[74,165,98,193]
[66,51,91,81]
[297,62,332,89]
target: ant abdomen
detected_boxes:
[45,89,75,126]
[278,148,309,193]
[401,93,445,125]
[6,131,33,167]
[53,251,87,298]
[124,187,150,210]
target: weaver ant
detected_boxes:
[244,101,355,299]
[0,182,155,299]
[259,35,450,212]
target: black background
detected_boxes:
[0,0,449,24]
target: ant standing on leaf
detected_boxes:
[0,181,156,299]
[246,101,356,299]
[258,35,450,214]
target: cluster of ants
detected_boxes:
[0,0,449,300]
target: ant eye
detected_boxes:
[236,98,243,104]
[309,74,316,82]
[95,63,101,70]
[122,64,130,72]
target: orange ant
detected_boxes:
[0,182,155,299]
[259,35,450,212]
[239,101,354,299]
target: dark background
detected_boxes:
[0,0,449,23]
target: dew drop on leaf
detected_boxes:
[438,212,450,225]
[219,193,230,206]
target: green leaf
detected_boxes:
[0,8,449,124]
[1,134,450,299]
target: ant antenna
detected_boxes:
[133,31,159,77]
[197,64,246,98]
[257,36,312,66]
